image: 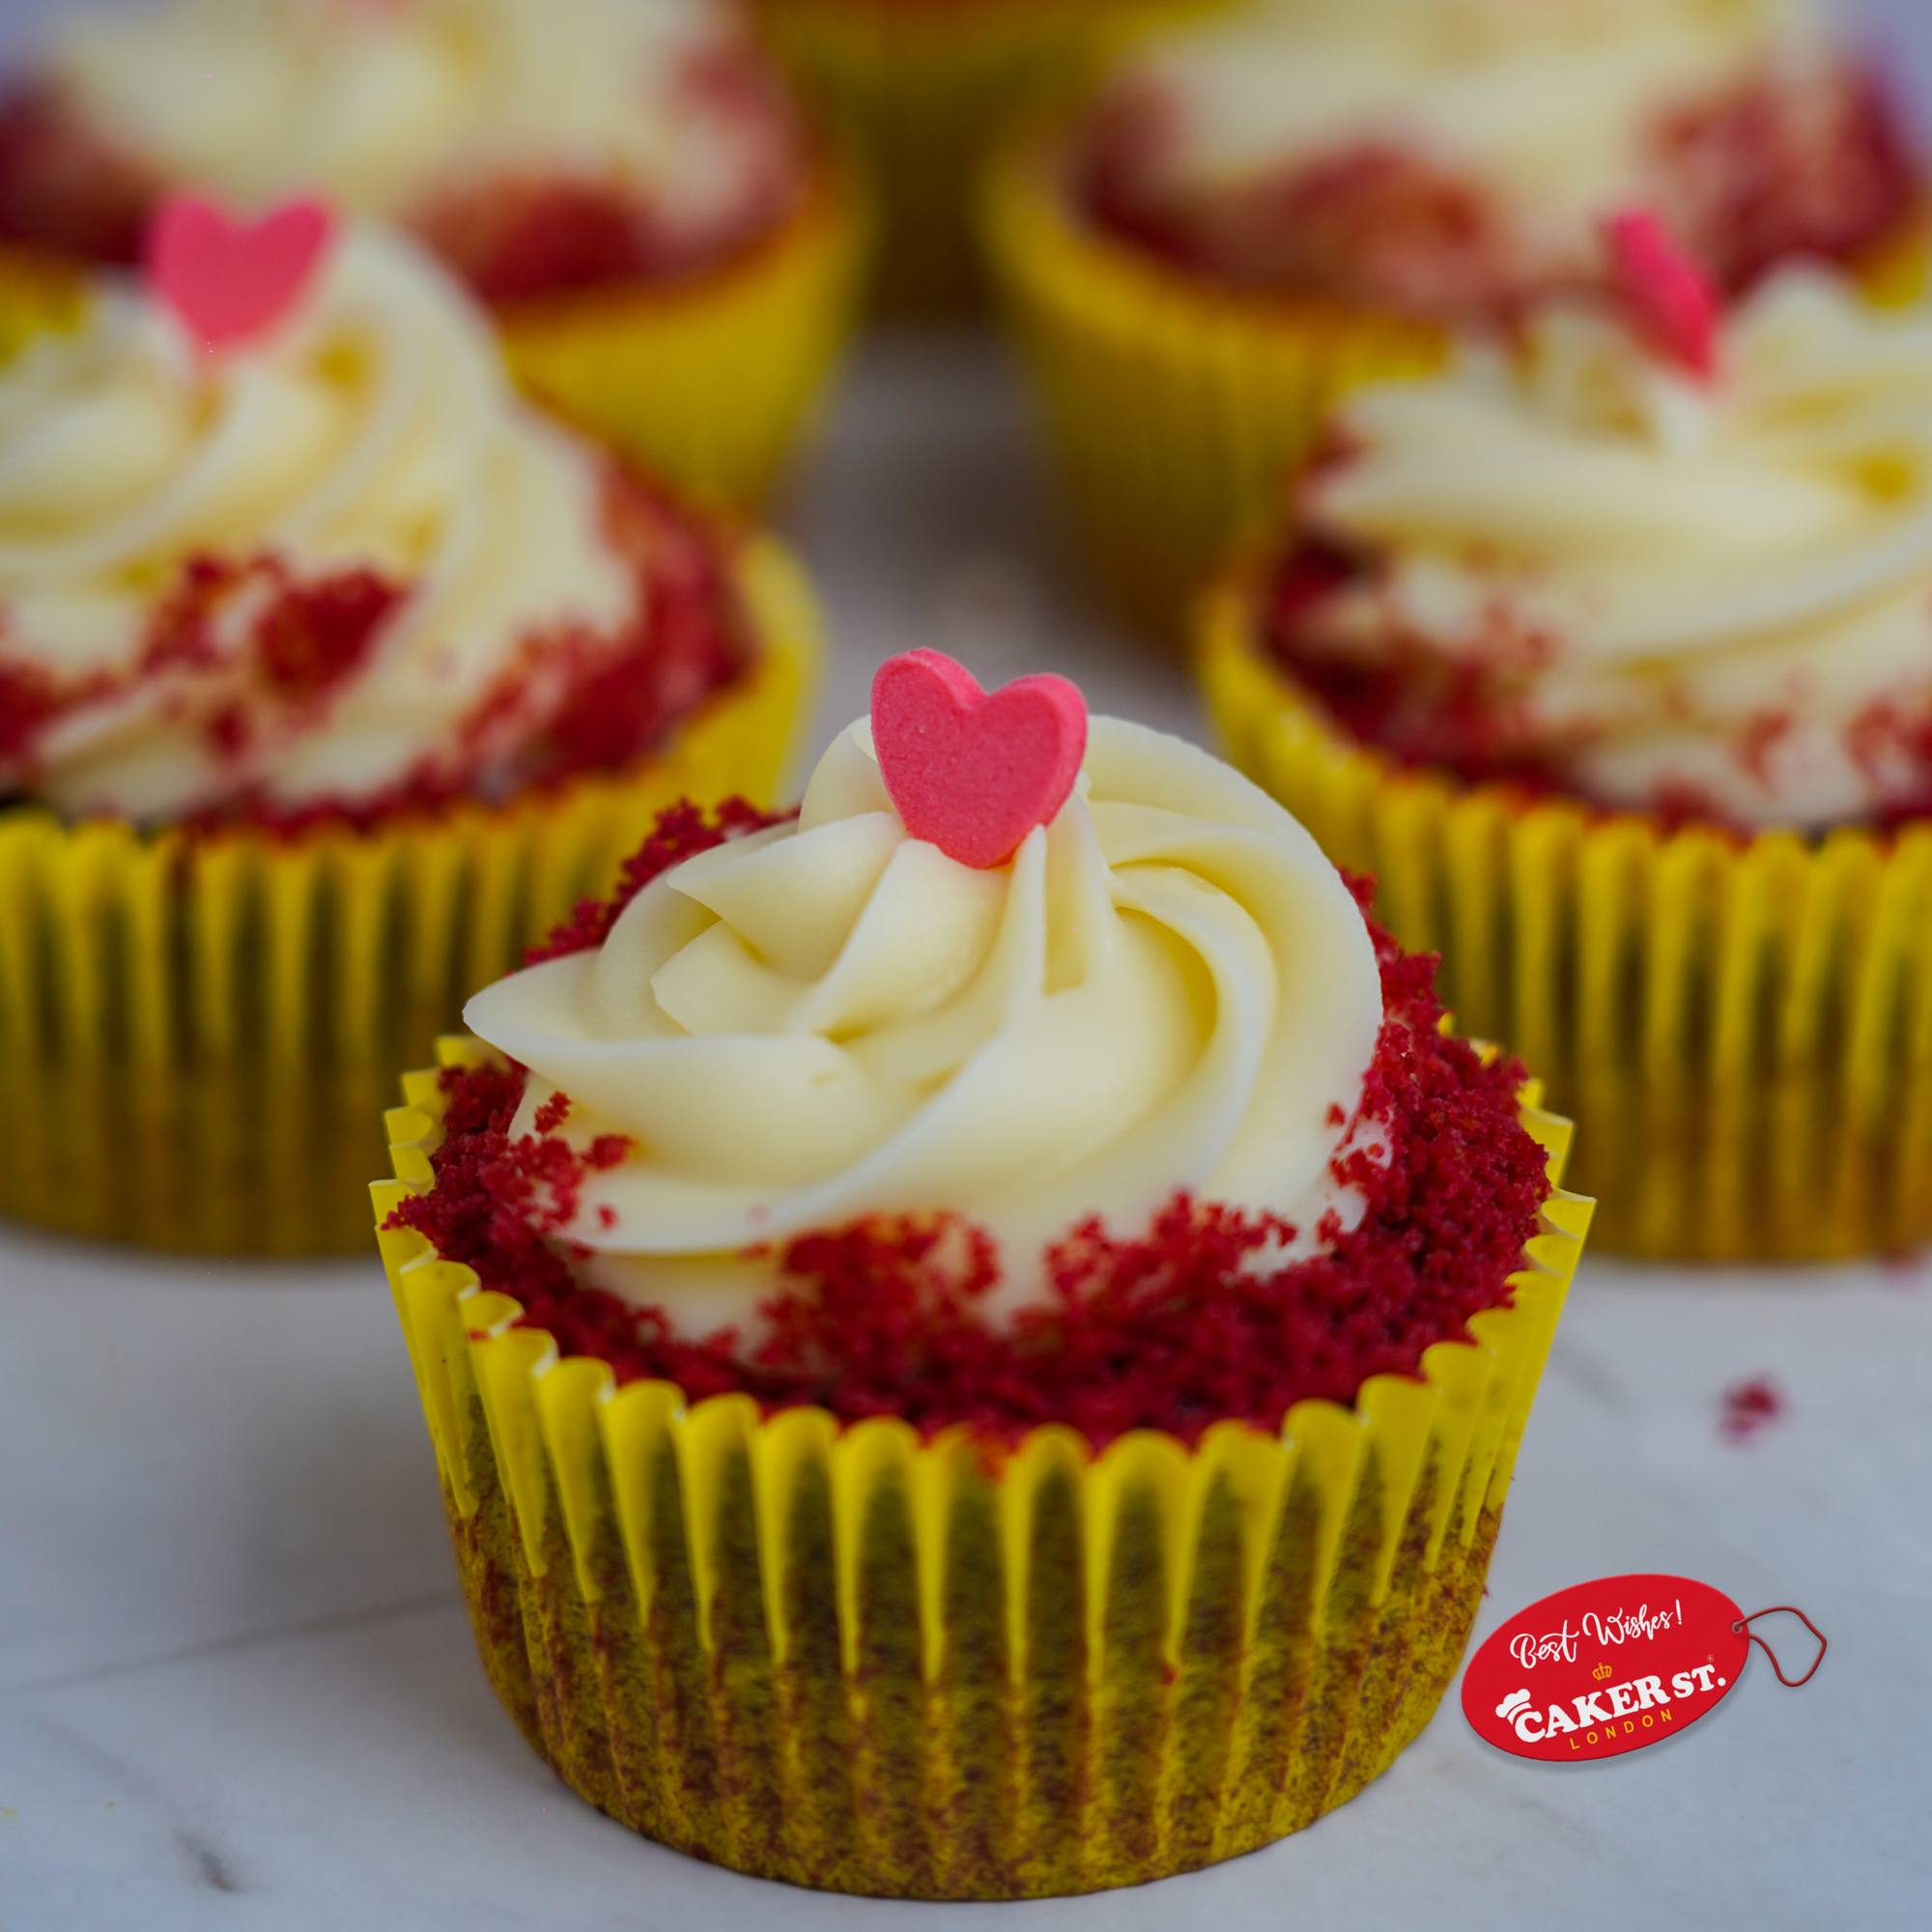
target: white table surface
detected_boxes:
[7,0,1932,1916]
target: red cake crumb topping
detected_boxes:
[1652,63,1920,297]
[388,831,1552,1450]
[1076,57,1921,325]
[410,43,803,303]
[1719,1373,1786,1444]
[525,794,791,964]
[0,52,803,303]
[1,463,748,833]
[1265,534,1932,834]
[1265,535,1569,796]
[0,83,154,266]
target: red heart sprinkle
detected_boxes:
[1604,207,1719,380]
[870,650,1088,869]
[146,194,336,354]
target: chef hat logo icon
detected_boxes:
[1495,1689,1533,1721]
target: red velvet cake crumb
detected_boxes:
[0,65,801,303]
[1264,536,1568,797]
[3,464,749,837]
[1076,58,1921,324]
[406,47,801,303]
[0,660,64,761]
[523,794,793,965]
[1265,535,1932,835]
[1652,64,1920,297]
[1719,1373,1786,1443]
[254,567,404,698]
[0,83,154,265]
[388,837,1552,1451]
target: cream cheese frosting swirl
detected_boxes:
[1111,0,1813,213]
[1082,0,1904,314]
[0,220,638,820]
[1294,269,1932,827]
[46,0,797,277]
[466,716,1384,1334]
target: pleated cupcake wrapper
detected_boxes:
[980,132,1446,638]
[1198,574,1932,1262]
[759,0,1216,315]
[372,1037,1590,1899]
[0,537,819,1256]
[497,163,868,511]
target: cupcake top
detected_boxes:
[395,653,1556,1446]
[1,0,805,299]
[466,692,1386,1333]
[1274,257,1932,829]
[0,205,743,824]
[1076,0,1918,322]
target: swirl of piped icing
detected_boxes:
[45,0,799,282]
[1291,268,1932,827]
[1080,0,1911,316]
[465,714,1385,1334]
[0,218,657,821]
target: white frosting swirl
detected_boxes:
[0,221,638,819]
[1096,0,1846,287]
[49,0,792,264]
[465,716,1384,1335]
[1299,270,1932,827]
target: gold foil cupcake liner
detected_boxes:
[759,0,1213,315]
[1198,574,1932,1262]
[497,163,868,510]
[371,1037,1590,1898]
[981,132,1445,636]
[0,537,820,1256]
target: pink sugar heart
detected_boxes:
[146,194,336,354]
[871,650,1088,870]
[1604,207,1719,381]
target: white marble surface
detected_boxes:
[5,332,1932,1930]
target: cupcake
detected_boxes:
[0,199,819,1254]
[1199,239,1932,1259]
[985,0,1926,634]
[754,0,1209,314]
[373,648,1592,1896]
[0,0,864,505]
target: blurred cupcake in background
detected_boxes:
[985,0,1926,635]
[0,0,866,504]
[1199,231,1932,1260]
[0,200,819,1254]
[756,0,1220,314]
[374,653,1591,1894]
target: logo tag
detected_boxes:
[1463,1574,1752,1762]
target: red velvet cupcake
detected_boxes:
[0,203,818,1252]
[1198,243,1932,1260]
[374,651,1592,1896]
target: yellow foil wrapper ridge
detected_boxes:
[1197,573,1932,1261]
[0,538,819,1255]
[372,1046,1591,1898]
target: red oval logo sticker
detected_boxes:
[1463,1574,1750,1762]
